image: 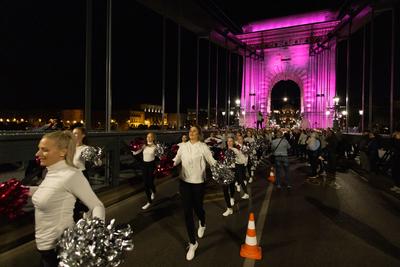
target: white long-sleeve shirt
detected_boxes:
[173,141,217,184]
[73,145,88,170]
[132,144,156,162]
[31,160,105,250]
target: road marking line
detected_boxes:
[204,196,225,203]
[243,183,273,267]
[350,169,369,182]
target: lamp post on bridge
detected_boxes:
[235,99,241,127]
[333,96,340,131]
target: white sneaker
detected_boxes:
[222,208,233,216]
[249,177,253,183]
[197,221,206,238]
[141,202,151,210]
[236,184,241,192]
[230,197,235,206]
[151,192,155,200]
[241,193,249,199]
[186,241,198,261]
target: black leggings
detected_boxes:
[179,180,205,244]
[38,249,58,267]
[235,164,248,194]
[246,160,252,179]
[223,183,235,208]
[143,161,156,203]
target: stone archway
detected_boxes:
[266,65,307,114]
[270,79,301,110]
[238,11,338,129]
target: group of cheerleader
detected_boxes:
[132,126,261,261]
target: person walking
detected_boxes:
[325,129,339,188]
[173,125,217,261]
[71,127,92,221]
[271,131,291,189]
[29,131,105,267]
[132,132,158,210]
[256,111,264,130]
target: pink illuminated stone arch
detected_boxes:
[266,66,306,113]
[237,11,339,129]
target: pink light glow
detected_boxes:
[239,10,340,128]
[242,10,336,33]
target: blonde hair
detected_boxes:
[43,130,77,167]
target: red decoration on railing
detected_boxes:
[0,178,29,220]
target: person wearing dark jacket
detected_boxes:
[389,131,400,194]
[358,130,371,171]
[325,129,339,188]
[367,132,381,174]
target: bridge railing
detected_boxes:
[0,130,187,187]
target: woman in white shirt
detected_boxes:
[178,133,188,147]
[30,131,105,267]
[233,136,250,196]
[173,125,216,261]
[72,127,89,178]
[132,132,157,210]
[72,127,90,221]
[221,137,249,217]
[244,130,256,183]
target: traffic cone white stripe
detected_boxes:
[240,212,262,260]
[245,236,258,246]
[248,221,255,229]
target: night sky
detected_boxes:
[1,0,399,129]
[0,0,242,114]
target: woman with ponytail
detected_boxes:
[29,131,105,267]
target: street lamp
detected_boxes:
[222,111,226,116]
[333,96,340,131]
[235,99,241,106]
[359,110,364,132]
[230,111,234,116]
[333,96,340,105]
[283,97,288,102]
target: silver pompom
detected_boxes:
[240,144,251,155]
[210,162,235,185]
[81,146,104,167]
[224,149,236,166]
[57,218,134,267]
[154,143,167,159]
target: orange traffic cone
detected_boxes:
[240,212,262,260]
[267,167,276,183]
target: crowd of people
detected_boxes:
[22,122,400,266]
